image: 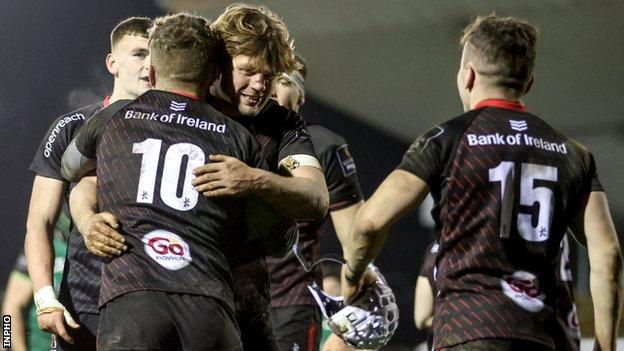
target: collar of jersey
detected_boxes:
[474,99,527,112]
[170,90,200,101]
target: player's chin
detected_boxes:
[237,103,261,117]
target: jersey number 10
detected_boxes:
[489,161,558,242]
[133,138,205,211]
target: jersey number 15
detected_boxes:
[489,161,558,242]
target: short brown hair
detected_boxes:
[460,14,538,91]
[110,17,152,49]
[211,3,300,77]
[149,13,217,85]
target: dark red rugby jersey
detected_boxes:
[225,100,319,318]
[419,239,580,351]
[419,242,439,294]
[268,125,363,307]
[553,235,581,351]
[72,90,267,310]
[418,241,439,350]
[397,99,602,349]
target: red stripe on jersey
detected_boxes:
[470,311,484,324]
[170,90,200,100]
[307,320,318,351]
[474,99,527,112]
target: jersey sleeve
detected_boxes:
[277,115,316,162]
[397,125,447,184]
[310,126,363,211]
[397,111,477,187]
[61,100,130,181]
[274,109,320,171]
[29,111,90,180]
[587,153,603,192]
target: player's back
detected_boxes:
[404,100,601,348]
[82,90,263,309]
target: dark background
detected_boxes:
[1,1,622,349]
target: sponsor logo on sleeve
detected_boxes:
[336,144,356,177]
[501,271,545,312]
[142,230,192,270]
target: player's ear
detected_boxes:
[523,75,535,95]
[106,53,118,76]
[148,65,156,88]
[298,92,305,108]
[465,65,476,91]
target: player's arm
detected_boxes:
[23,176,80,342]
[193,155,329,220]
[342,170,429,303]
[61,137,96,182]
[1,272,33,351]
[570,191,623,351]
[330,201,363,251]
[24,176,64,295]
[249,163,329,220]
[414,276,434,329]
[61,100,128,182]
[69,176,126,258]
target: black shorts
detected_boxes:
[98,291,241,351]
[236,297,279,351]
[52,312,99,351]
[270,305,320,351]
[439,338,553,351]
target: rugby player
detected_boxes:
[71,5,328,349]
[342,14,622,350]
[61,13,289,350]
[269,56,364,351]
[23,16,151,351]
[193,5,329,350]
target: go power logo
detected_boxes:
[142,230,192,270]
[501,271,545,313]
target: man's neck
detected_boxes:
[156,81,206,100]
[468,85,523,110]
[108,89,136,104]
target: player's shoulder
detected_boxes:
[525,112,591,155]
[443,108,484,133]
[47,102,103,130]
[307,124,347,150]
[307,124,345,143]
[414,109,479,149]
[258,100,306,131]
